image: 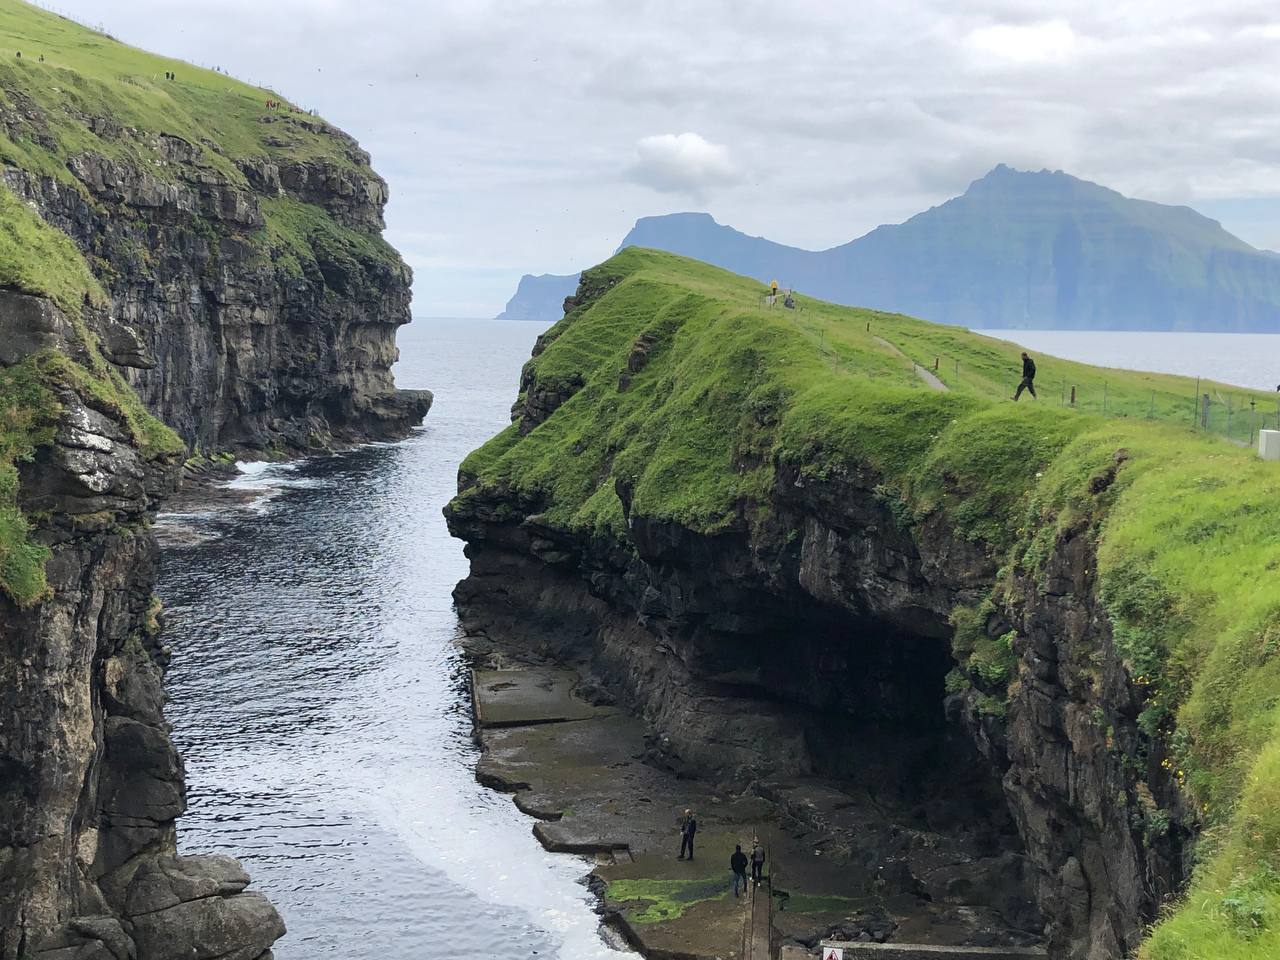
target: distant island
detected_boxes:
[497,165,1280,332]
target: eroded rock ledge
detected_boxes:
[446,454,1188,960]
[0,291,284,960]
[2,47,428,957]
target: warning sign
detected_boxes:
[823,949,843,960]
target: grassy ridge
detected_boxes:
[0,0,398,286]
[0,0,392,604]
[0,0,353,181]
[459,247,1280,958]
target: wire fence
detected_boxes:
[762,294,1279,451]
[27,1,109,35]
[22,1,299,100]
[919,352,1280,448]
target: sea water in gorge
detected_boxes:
[156,318,630,960]
[156,320,1280,959]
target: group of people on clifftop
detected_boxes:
[764,279,796,309]
[675,809,766,897]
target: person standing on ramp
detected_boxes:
[677,809,697,860]
[1014,351,1037,400]
[731,845,750,897]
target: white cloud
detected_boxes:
[45,0,1280,314]
[627,132,740,200]
[967,20,1078,64]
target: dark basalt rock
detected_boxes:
[2,79,427,956]
[447,433,1189,960]
[0,116,430,453]
[0,294,284,959]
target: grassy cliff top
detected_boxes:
[0,0,364,184]
[459,246,1280,959]
[0,0,406,287]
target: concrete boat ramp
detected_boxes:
[471,664,1045,960]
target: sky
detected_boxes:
[41,0,1280,316]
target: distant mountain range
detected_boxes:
[496,165,1280,332]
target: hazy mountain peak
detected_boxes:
[500,168,1280,330]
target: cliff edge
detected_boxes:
[0,0,430,453]
[0,1,429,955]
[448,247,1280,960]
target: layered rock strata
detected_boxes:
[447,349,1187,960]
[1,63,425,959]
[0,290,285,958]
[1,107,430,453]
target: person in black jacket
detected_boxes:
[677,809,697,860]
[1014,352,1037,401]
[731,845,750,897]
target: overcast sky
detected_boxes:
[46,0,1280,316]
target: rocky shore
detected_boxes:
[0,14,429,955]
[464,645,1045,959]
[447,429,1180,960]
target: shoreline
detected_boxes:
[461,634,1047,960]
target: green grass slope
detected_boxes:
[0,0,350,177]
[0,0,396,273]
[458,246,1280,959]
[0,0,397,604]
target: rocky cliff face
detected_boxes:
[0,291,285,959]
[0,38,427,958]
[1,103,430,453]
[447,368,1189,960]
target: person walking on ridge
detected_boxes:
[677,809,697,860]
[1013,351,1037,401]
[749,838,766,887]
[731,845,750,897]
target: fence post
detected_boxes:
[1227,395,1233,440]
[1070,385,1076,406]
[1201,393,1210,429]
[1194,377,1201,426]
[1251,399,1257,446]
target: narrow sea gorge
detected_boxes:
[155,307,1280,960]
[6,4,1280,958]
[155,320,628,959]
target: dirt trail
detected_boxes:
[873,336,950,391]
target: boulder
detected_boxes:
[126,857,283,960]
